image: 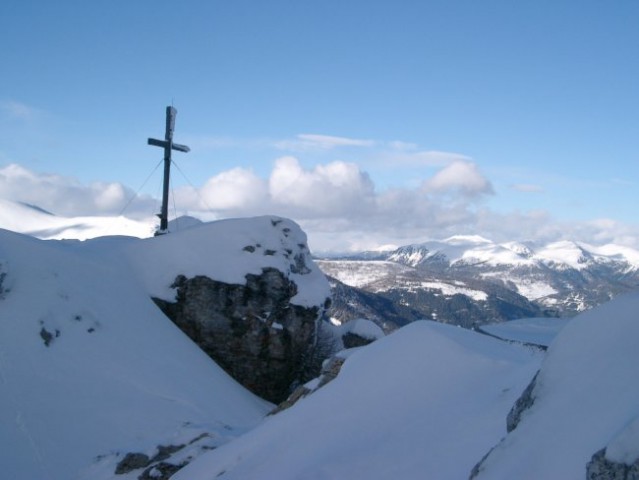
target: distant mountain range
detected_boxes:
[317,235,639,329]
[2,198,637,329]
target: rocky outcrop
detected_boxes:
[154,268,329,403]
[506,371,539,432]
[0,260,8,298]
[271,353,348,415]
[113,433,214,479]
[270,318,387,414]
[469,372,539,478]
[587,448,639,480]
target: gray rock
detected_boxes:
[115,452,150,474]
[506,371,539,432]
[342,331,375,349]
[0,262,7,297]
[469,371,539,478]
[154,267,328,403]
[587,448,639,480]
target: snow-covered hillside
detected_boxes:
[169,293,638,480]
[386,236,639,272]
[0,198,156,240]
[0,215,329,480]
[2,205,639,479]
[320,236,639,325]
[473,291,639,479]
[173,320,544,480]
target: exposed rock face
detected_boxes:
[154,268,328,403]
[0,259,8,298]
[587,448,639,480]
[271,353,348,415]
[470,372,539,478]
[506,371,539,433]
[341,331,375,349]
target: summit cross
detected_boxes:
[147,106,190,235]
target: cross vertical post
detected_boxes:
[148,106,190,235]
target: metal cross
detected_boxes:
[148,106,190,234]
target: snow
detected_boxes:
[474,291,639,479]
[0,198,156,240]
[2,201,638,479]
[419,280,488,301]
[0,226,276,480]
[482,317,571,347]
[0,215,330,480]
[337,318,385,340]
[605,415,639,464]
[316,260,412,290]
[589,243,639,271]
[512,279,557,300]
[173,321,542,480]
[443,234,493,245]
[125,216,330,308]
[535,240,592,269]
[316,259,412,289]
[455,243,535,268]
[387,236,639,275]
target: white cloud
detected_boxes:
[175,167,268,211]
[268,156,376,216]
[274,134,375,152]
[2,160,637,253]
[423,161,494,197]
[0,163,156,218]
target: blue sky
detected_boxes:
[1,0,638,251]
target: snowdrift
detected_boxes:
[173,321,543,479]
[473,291,639,479]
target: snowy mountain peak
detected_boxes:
[501,241,535,259]
[442,234,493,245]
[536,241,595,270]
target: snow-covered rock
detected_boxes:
[338,317,385,348]
[0,227,272,480]
[131,216,332,403]
[471,291,639,479]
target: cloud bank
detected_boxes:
[0,164,157,219]
[0,160,636,253]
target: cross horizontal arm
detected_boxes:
[147,138,191,152]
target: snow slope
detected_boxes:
[473,291,639,479]
[0,198,156,240]
[482,317,572,347]
[173,321,543,480]
[0,216,329,479]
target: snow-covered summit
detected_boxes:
[126,216,330,308]
[383,236,639,271]
[0,215,330,479]
[0,226,273,480]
